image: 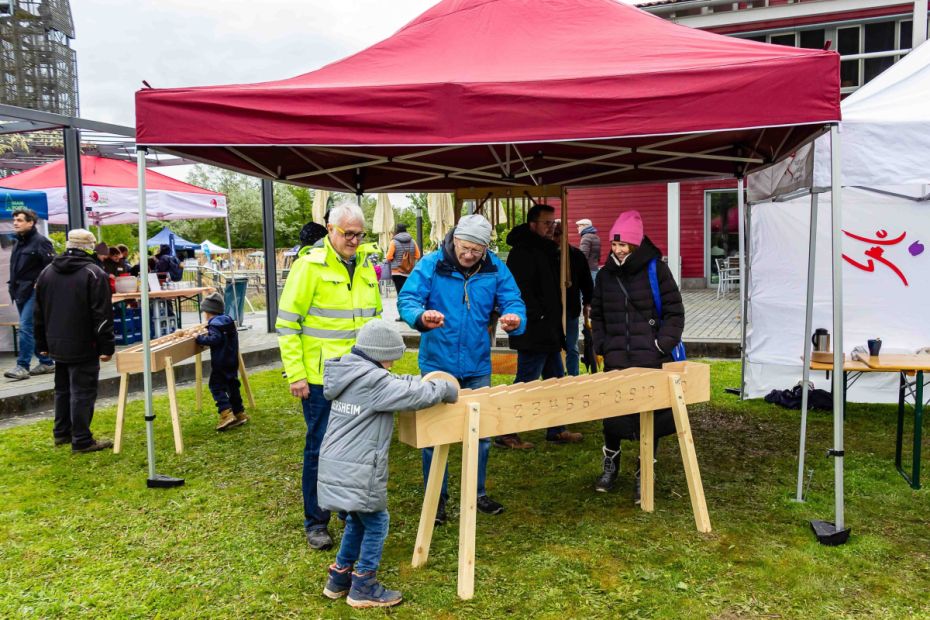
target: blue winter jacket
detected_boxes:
[398,238,527,378]
[196,314,239,374]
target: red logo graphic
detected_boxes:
[210,198,218,207]
[842,228,923,287]
[89,190,99,203]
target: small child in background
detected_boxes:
[319,320,458,609]
[196,292,248,431]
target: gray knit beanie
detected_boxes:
[453,214,492,247]
[201,292,225,315]
[355,320,406,362]
[66,228,97,251]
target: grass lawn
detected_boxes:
[2,357,929,618]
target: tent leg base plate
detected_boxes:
[810,520,850,546]
[147,474,185,489]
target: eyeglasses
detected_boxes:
[334,225,366,242]
[454,242,485,257]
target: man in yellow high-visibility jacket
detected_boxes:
[276,203,382,551]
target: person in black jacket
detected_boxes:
[196,292,248,431]
[4,208,55,380]
[553,220,594,377]
[35,229,115,453]
[501,204,582,448]
[590,210,684,499]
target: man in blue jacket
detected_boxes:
[398,214,526,524]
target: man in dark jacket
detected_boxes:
[554,221,594,377]
[5,208,55,380]
[35,229,115,453]
[502,204,583,448]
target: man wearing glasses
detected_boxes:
[276,203,383,551]
[398,214,526,525]
[499,203,584,449]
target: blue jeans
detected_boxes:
[335,510,390,574]
[16,293,53,370]
[515,350,566,438]
[302,385,332,532]
[565,316,580,377]
[422,374,491,499]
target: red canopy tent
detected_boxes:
[135,0,840,192]
[1,155,226,225]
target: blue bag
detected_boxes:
[647,258,686,362]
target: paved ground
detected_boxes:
[0,288,739,423]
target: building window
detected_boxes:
[706,191,739,285]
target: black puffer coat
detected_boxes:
[591,236,684,370]
[8,227,54,306]
[592,236,684,440]
[506,223,563,352]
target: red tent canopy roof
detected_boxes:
[135,0,840,192]
[1,155,222,195]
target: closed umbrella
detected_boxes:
[312,189,330,225]
[372,193,395,252]
[428,193,455,247]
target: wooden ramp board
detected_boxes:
[398,361,709,448]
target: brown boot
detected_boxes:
[229,411,250,428]
[493,434,535,450]
[216,409,237,431]
[547,430,584,444]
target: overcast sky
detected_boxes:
[72,0,438,127]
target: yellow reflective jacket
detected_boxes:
[276,238,382,385]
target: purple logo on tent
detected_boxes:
[908,241,924,256]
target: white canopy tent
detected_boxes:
[747,40,930,539]
[197,240,229,254]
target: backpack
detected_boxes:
[166,255,184,282]
[647,258,686,362]
[398,242,416,273]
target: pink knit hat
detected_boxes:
[609,210,644,246]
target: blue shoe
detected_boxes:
[346,571,402,608]
[323,563,352,599]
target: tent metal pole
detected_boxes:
[137,148,183,489]
[416,202,424,252]
[260,179,277,333]
[829,125,846,533]
[796,192,819,502]
[224,214,240,326]
[914,0,928,47]
[737,177,747,399]
[667,182,681,283]
[63,128,84,230]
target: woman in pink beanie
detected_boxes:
[590,210,684,501]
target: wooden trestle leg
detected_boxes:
[412,443,450,568]
[668,374,711,533]
[457,402,480,600]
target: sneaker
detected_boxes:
[306,528,334,551]
[54,435,71,447]
[323,563,352,599]
[72,439,114,453]
[547,430,583,444]
[476,495,504,515]
[4,366,30,380]
[493,434,535,450]
[595,446,621,493]
[347,571,402,609]
[435,497,448,526]
[229,411,250,428]
[29,363,55,376]
[216,409,237,431]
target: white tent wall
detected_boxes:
[746,188,930,401]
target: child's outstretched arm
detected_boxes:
[368,373,458,413]
[195,325,223,347]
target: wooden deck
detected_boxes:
[682,288,741,343]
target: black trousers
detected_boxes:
[391,275,408,294]
[209,369,243,414]
[53,359,101,448]
[603,408,676,453]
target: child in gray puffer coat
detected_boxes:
[319,319,458,609]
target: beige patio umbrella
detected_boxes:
[427,193,455,247]
[372,193,396,252]
[312,189,330,224]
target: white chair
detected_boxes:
[715,257,740,298]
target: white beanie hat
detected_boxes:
[453,215,492,247]
[66,228,97,251]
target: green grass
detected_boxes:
[2,358,930,618]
